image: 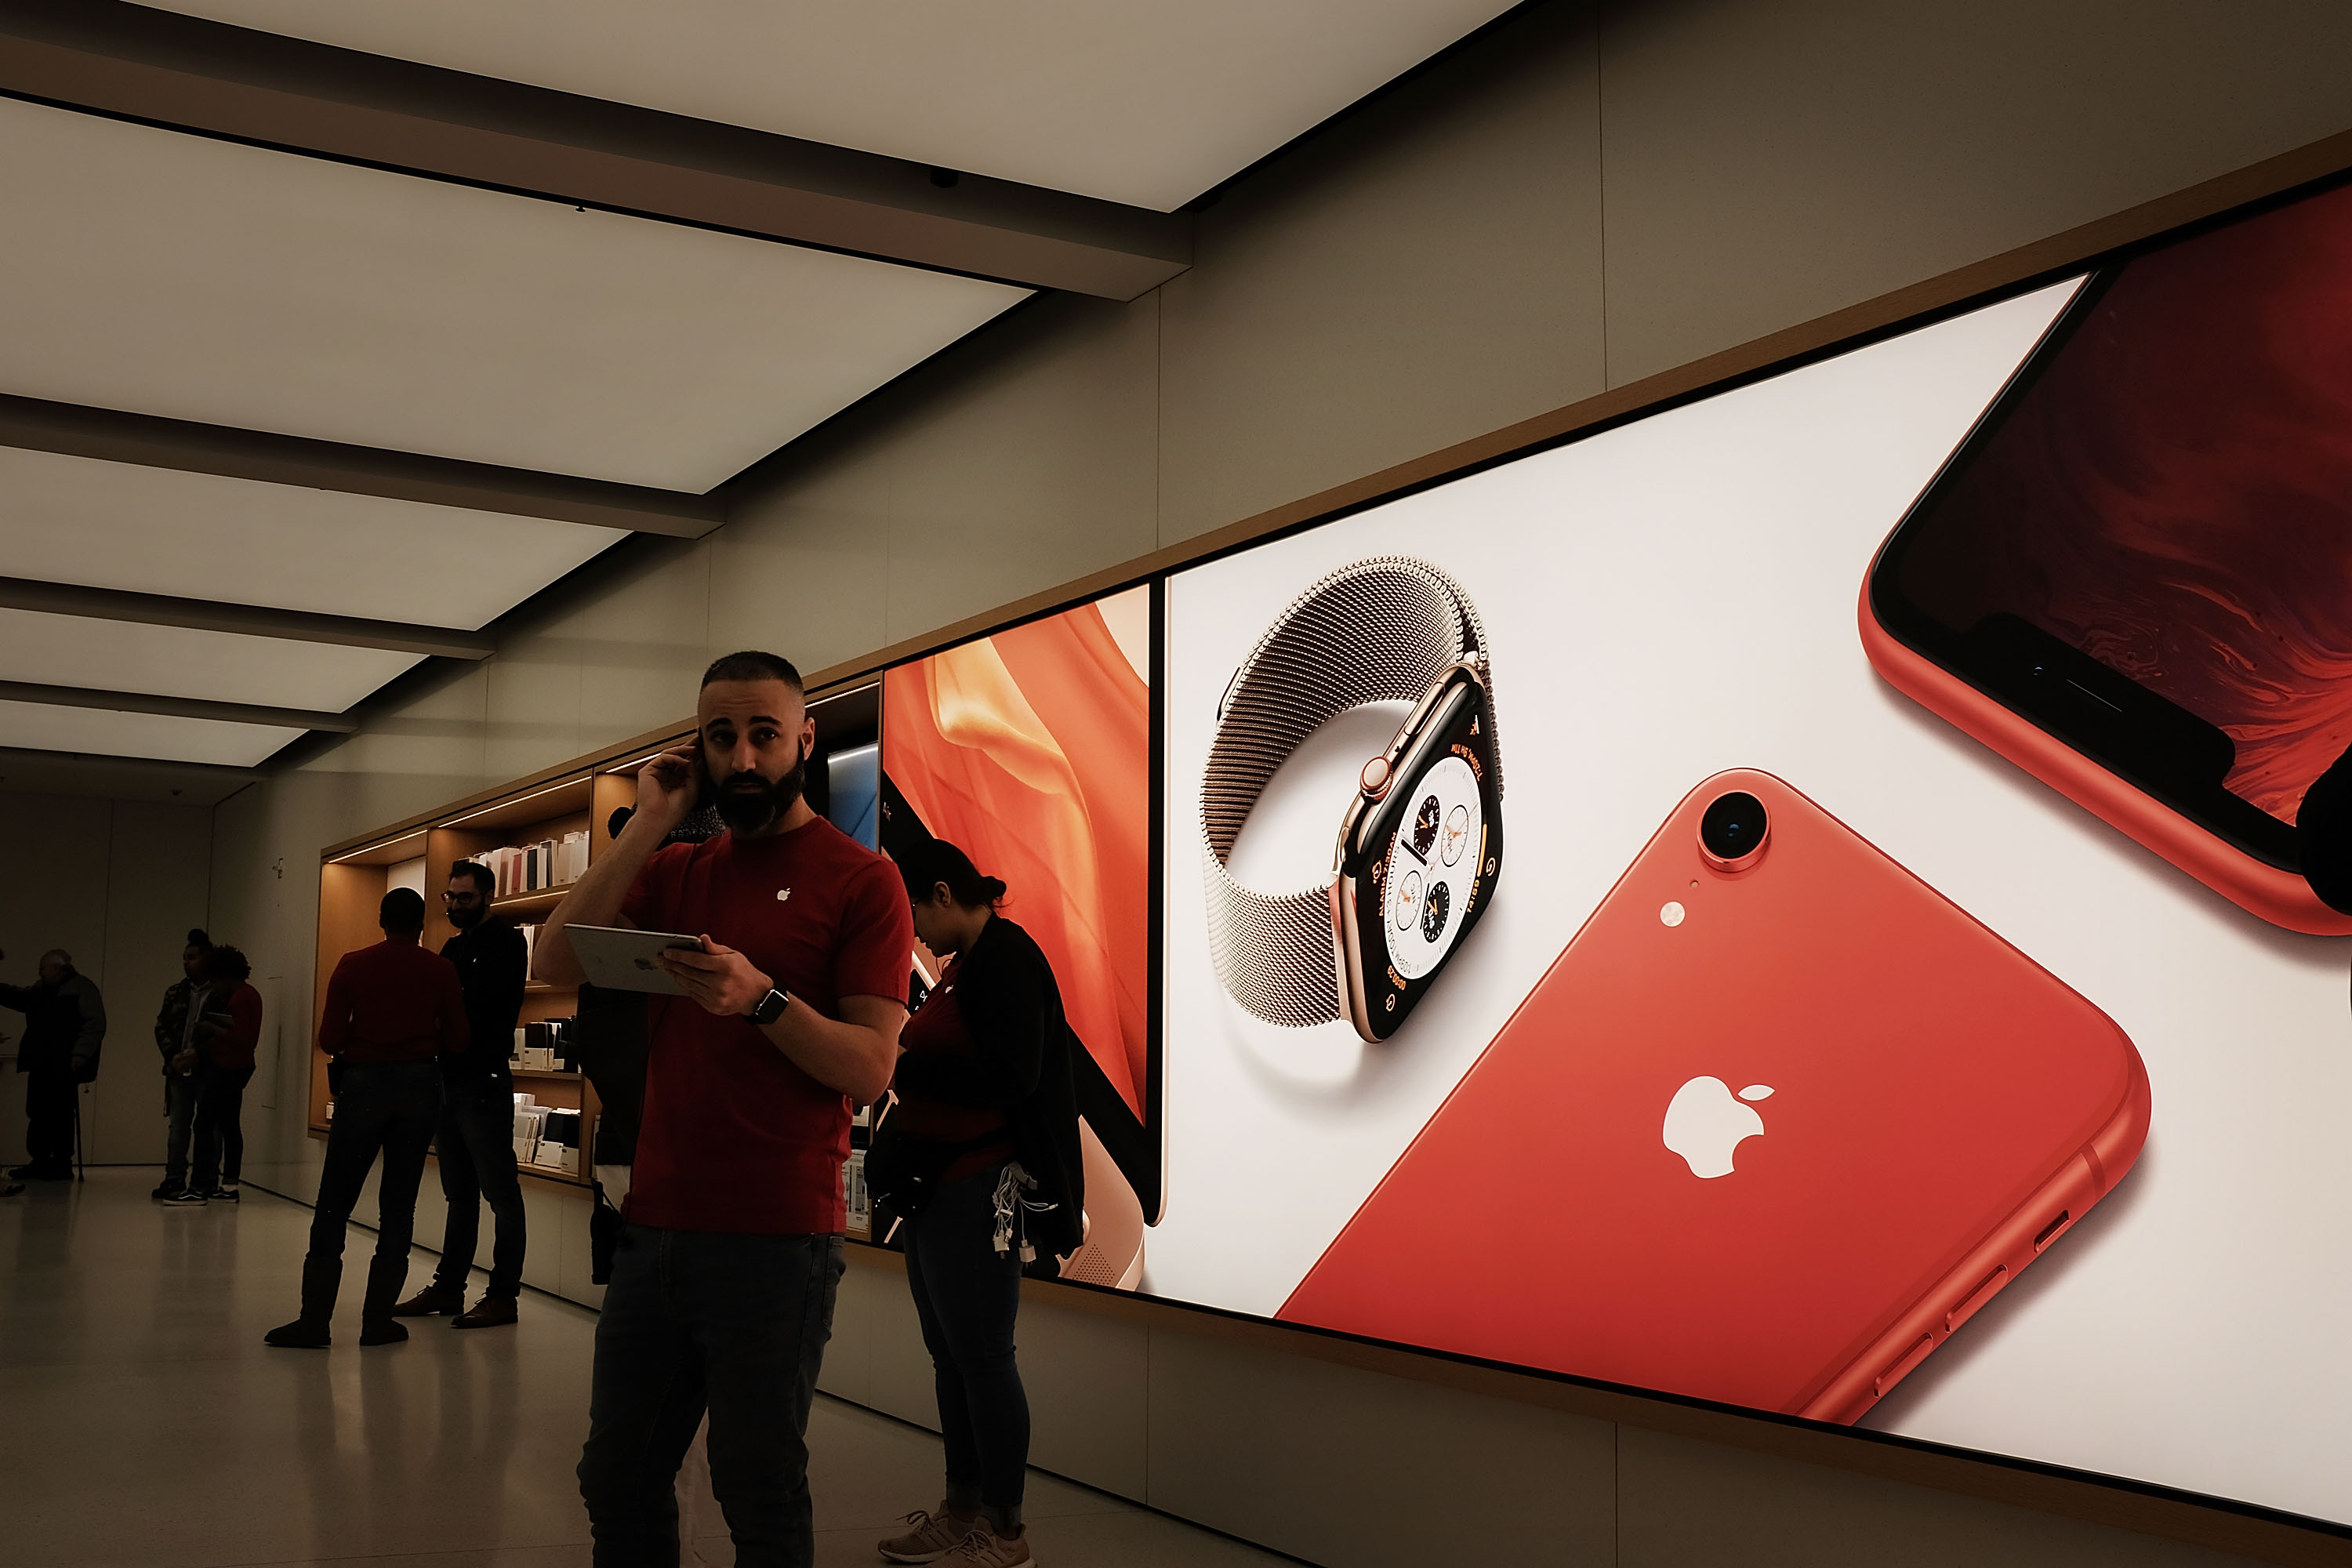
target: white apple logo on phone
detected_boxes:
[1663,1076,1775,1178]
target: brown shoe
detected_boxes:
[451,1294,518,1329]
[945,1519,1034,1566]
[879,1504,978,1564]
[388,1283,464,1317]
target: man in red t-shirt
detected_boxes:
[539,650,912,1568]
[267,887,469,1349]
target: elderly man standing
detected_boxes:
[2,948,107,1181]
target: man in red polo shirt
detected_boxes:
[539,650,911,1568]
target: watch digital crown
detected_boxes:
[1201,557,1504,1041]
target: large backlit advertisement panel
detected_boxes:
[1140,176,2352,1532]
[862,174,2352,1529]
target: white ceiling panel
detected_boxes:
[0,446,621,630]
[0,609,419,713]
[0,699,300,769]
[145,2,1519,211]
[0,97,1028,490]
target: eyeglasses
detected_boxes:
[441,891,485,903]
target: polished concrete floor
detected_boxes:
[0,1169,1292,1568]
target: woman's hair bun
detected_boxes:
[893,837,1007,910]
[187,927,212,948]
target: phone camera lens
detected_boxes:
[1699,791,1770,870]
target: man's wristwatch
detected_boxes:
[1201,556,1504,1043]
[749,987,792,1026]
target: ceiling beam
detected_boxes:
[0,0,1192,301]
[0,575,496,660]
[0,680,358,734]
[0,394,720,538]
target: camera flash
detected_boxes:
[1660,901,1686,927]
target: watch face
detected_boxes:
[1342,671,1504,1042]
[1381,754,1483,980]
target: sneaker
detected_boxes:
[358,1317,408,1346]
[263,1316,331,1349]
[946,1519,1034,1566]
[160,1189,208,1207]
[452,1295,518,1330]
[387,1283,464,1317]
[879,1504,980,1564]
[209,1185,240,1203]
[151,1180,182,1200]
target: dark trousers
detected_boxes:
[902,1164,1030,1517]
[578,1225,842,1568]
[304,1060,442,1319]
[191,1064,255,1190]
[431,1076,528,1299]
[24,1066,75,1170]
[164,1069,202,1188]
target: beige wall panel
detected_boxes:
[484,637,586,788]
[865,1266,946,1430]
[713,440,892,681]
[882,293,1160,644]
[815,1260,884,1406]
[298,662,492,838]
[1009,1294,1150,1501]
[1145,1326,1616,1566]
[91,801,214,1164]
[1617,1425,2265,1568]
[1599,0,2352,385]
[558,538,714,757]
[1156,2,1605,544]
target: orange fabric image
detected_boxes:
[882,590,1151,1114]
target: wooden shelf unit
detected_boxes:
[309,759,658,1170]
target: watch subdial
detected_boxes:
[1420,880,1450,942]
[1411,794,1442,859]
[1393,870,1422,931]
[1441,804,1470,866]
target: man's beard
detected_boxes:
[710,745,808,834]
[448,902,485,931]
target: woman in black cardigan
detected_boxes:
[877,838,1082,1568]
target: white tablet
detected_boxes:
[563,924,706,996]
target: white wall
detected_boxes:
[204,2,2352,1562]
[0,792,213,1167]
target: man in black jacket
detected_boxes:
[2,949,107,1181]
[391,862,529,1327]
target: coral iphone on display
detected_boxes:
[1279,771,2149,1422]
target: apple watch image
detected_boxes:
[1201,557,1503,1042]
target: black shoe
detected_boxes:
[23,1166,71,1181]
[264,1316,331,1349]
[151,1181,182,1200]
[159,1189,208,1207]
[358,1318,408,1346]
[207,1185,240,1203]
[6,1164,35,1180]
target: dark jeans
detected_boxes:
[578,1225,842,1568]
[902,1163,1029,1518]
[24,1066,74,1170]
[164,1069,202,1188]
[431,1076,528,1299]
[192,1064,255,1190]
[307,1060,442,1308]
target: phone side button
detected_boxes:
[1944,1264,2010,1334]
[1873,1332,1938,1400]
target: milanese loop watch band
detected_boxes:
[1201,557,1500,1026]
